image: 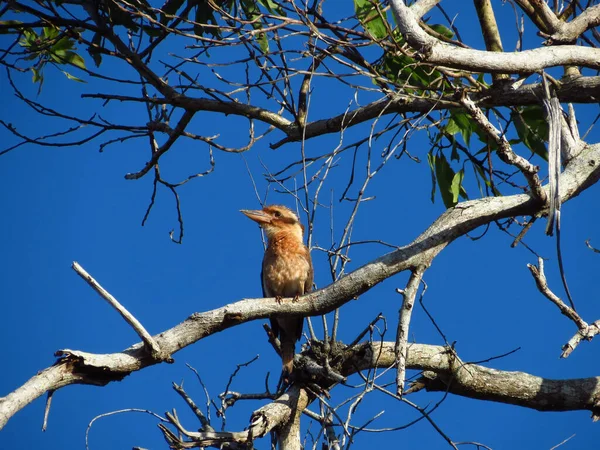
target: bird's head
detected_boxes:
[241,205,304,241]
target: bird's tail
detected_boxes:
[281,337,295,376]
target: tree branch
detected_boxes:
[390,0,600,73]
[162,340,600,447]
[1,142,599,429]
[395,267,426,396]
[72,262,166,361]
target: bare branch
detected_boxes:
[458,91,545,201]
[71,261,167,361]
[527,257,600,358]
[395,267,426,396]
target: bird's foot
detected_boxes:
[276,370,293,394]
[275,296,283,304]
[292,295,300,303]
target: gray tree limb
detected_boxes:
[390,0,600,73]
[160,340,600,448]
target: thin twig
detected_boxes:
[41,390,54,432]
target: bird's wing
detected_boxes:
[304,246,314,294]
[261,266,280,338]
[289,245,313,343]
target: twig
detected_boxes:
[585,239,600,253]
[345,313,384,351]
[510,216,537,248]
[402,397,459,449]
[459,91,546,201]
[562,320,600,359]
[219,355,260,422]
[527,258,586,328]
[527,257,600,357]
[86,409,168,450]
[41,390,53,432]
[549,434,576,450]
[72,261,167,361]
[161,411,250,447]
[172,382,213,431]
[395,267,426,396]
[185,364,213,425]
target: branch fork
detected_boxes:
[72,261,172,363]
[528,257,600,358]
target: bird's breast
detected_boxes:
[262,246,310,298]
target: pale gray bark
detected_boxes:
[390,0,600,73]
[156,342,600,447]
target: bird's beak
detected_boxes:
[240,209,272,225]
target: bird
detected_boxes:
[241,205,313,377]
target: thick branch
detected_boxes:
[517,1,600,43]
[551,5,600,43]
[1,142,599,429]
[410,0,441,19]
[390,0,600,73]
[473,0,509,83]
[163,340,600,448]
[81,75,600,149]
[347,342,600,419]
[272,76,600,147]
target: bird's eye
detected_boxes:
[274,211,282,218]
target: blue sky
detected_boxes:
[2,1,600,449]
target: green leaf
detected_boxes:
[52,36,74,52]
[241,0,269,52]
[43,27,59,39]
[160,0,186,25]
[31,67,42,83]
[429,23,454,39]
[435,152,457,208]
[377,53,442,89]
[23,29,37,43]
[142,25,163,37]
[194,2,221,38]
[354,0,387,40]
[450,142,459,161]
[64,51,86,69]
[0,20,23,34]
[257,0,285,15]
[449,111,474,146]
[450,168,464,204]
[88,32,103,67]
[511,106,548,160]
[427,151,437,204]
[445,117,460,135]
[62,70,85,83]
[106,2,139,31]
[257,32,269,53]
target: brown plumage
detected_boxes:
[241,205,313,376]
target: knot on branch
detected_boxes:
[54,350,129,384]
[413,42,434,61]
[248,411,269,439]
[295,339,348,384]
[146,120,170,132]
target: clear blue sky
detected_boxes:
[1,2,600,449]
